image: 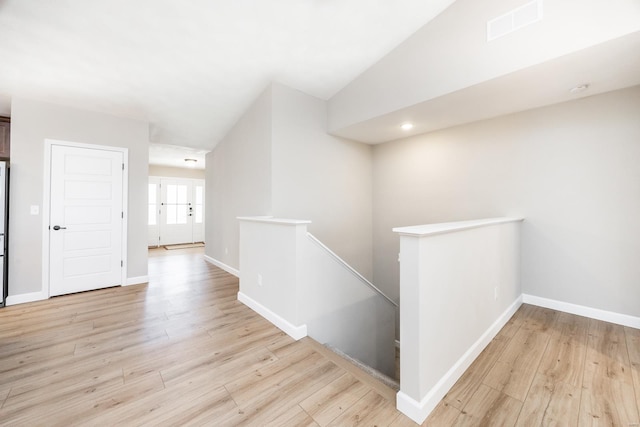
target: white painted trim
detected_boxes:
[42,139,129,298]
[523,294,640,329]
[125,276,149,286]
[204,255,239,277]
[42,141,53,299]
[397,295,523,424]
[6,291,47,306]
[237,216,311,225]
[237,291,308,340]
[393,217,524,237]
[121,150,129,287]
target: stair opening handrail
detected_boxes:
[306,232,398,308]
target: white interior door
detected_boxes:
[49,145,124,296]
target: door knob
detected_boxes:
[52,225,67,230]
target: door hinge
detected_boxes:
[122,163,125,170]
[121,260,123,267]
[121,211,124,218]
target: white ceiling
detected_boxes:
[148,144,208,170]
[332,31,640,143]
[0,0,456,154]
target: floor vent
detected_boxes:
[487,0,543,42]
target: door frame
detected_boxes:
[42,139,129,298]
[147,176,161,247]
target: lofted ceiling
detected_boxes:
[326,0,640,143]
[0,0,456,155]
[331,31,640,143]
[2,0,637,168]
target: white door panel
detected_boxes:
[50,145,124,296]
[64,154,113,175]
[64,231,111,251]
[65,181,112,199]
[64,254,111,277]
[65,206,112,224]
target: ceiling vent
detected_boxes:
[487,0,543,42]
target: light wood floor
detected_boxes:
[0,247,638,426]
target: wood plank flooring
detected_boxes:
[0,247,638,426]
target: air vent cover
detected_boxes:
[487,0,543,42]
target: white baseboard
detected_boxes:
[125,276,149,286]
[523,294,640,329]
[6,291,48,306]
[237,291,307,340]
[397,295,523,424]
[204,255,239,277]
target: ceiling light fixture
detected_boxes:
[184,158,198,168]
[569,83,590,94]
[401,122,414,131]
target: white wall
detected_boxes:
[238,218,307,330]
[149,164,205,179]
[207,83,374,279]
[205,86,273,270]
[328,0,640,132]
[373,86,640,317]
[9,97,149,297]
[271,83,373,279]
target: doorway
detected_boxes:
[148,177,205,247]
[44,140,127,297]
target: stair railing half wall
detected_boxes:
[237,216,397,378]
[393,217,524,424]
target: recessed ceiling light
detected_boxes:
[569,84,590,94]
[401,123,414,131]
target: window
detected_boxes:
[177,185,187,224]
[165,184,188,225]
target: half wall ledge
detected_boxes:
[394,217,524,424]
[392,216,524,236]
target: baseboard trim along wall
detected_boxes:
[523,294,640,329]
[6,290,47,306]
[237,291,308,340]
[204,255,240,277]
[397,295,523,424]
[125,276,149,286]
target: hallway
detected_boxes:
[0,247,637,425]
